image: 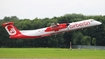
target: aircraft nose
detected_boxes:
[96,21,102,25]
[98,21,102,25]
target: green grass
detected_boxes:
[0,48,105,59]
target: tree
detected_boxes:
[92,38,96,46]
[0,13,105,48]
[3,16,11,21]
[72,31,84,45]
[81,36,91,45]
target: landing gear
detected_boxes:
[54,34,57,38]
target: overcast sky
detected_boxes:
[0,0,105,19]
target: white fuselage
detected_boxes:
[20,19,102,37]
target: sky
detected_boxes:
[0,0,105,19]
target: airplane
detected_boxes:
[2,19,102,39]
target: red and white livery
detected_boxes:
[2,19,102,39]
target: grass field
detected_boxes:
[0,48,105,59]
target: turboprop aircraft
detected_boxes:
[2,19,102,39]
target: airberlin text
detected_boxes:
[69,21,90,28]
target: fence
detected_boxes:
[72,45,105,50]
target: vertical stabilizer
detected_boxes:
[2,22,21,36]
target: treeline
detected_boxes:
[0,13,105,48]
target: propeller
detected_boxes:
[65,17,70,26]
[66,23,69,26]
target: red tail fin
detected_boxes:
[2,22,21,36]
